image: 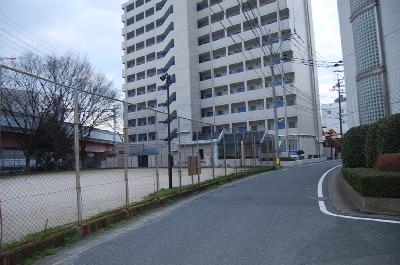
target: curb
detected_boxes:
[0,168,271,265]
[340,172,400,216]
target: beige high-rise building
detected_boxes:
[121,0,322,163]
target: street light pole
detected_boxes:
[160,73,173,189]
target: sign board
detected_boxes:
[187,156,201,175]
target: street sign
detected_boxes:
[187,156,201,175]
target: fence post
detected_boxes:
[196,130,200,186]
[223,130,227,178]
[233,130,238,175]
[0,200,3,250]
[178,117,182,192]
[253,135,256,167]
[73,86,82,225]
[191,141,194,185]
[155,110,160,199]
[210,125,215,180]
[123,101,129,209]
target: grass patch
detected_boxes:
[342,168,400,198]
[4,225,71,250]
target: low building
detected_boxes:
[0,118,122,171]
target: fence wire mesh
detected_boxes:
[1,64,321,251]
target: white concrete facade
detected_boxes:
[321,97,349,135]
[337,0,400,127]
[121,0,322,159]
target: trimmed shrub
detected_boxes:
[341,125,370,168]
[280,157,296,161]
[373,153,400,172]
[342,168,400,198]
[376,113,400,156]
[365,122,379,168]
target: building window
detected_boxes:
[148,132,156,141]
[129,135,137,143]
[138,133,147,142]
[128,119,136,127]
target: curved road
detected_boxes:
[39,161,400,265]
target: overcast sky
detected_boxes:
[1,0,342,104]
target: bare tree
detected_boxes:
[77,73,118,168]
[1,53,50,170]
[1,52,119,171]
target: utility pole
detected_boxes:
[332,73,345,137]
[268,36,280,164]
[160,73,173,189]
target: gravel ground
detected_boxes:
[0,167,234,245]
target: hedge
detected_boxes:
[364,122,379,168]
[376,113,400,156]
[342,168,400,198]
[341,125,370,168]
[342,114,400,169]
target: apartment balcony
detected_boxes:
[213,47,226,60]
[214,66,227,78]
[247,78,263,91]
[197,16,209,29]
[201,107,214,118]
[215,104,229,116]
[226,4,240,19]
[244,37,260,51]
[214,85,229,97]
[201,88,213,99]
[199,52,211,64]
[243,17,258,32]
[249,120,266,132]
[229,62,244,75]
[248,99,265,112]
[230,82,245,94]
[199,70,212,81]
[198,34,210,46]
[231,102,247,114]
[246,58,262,71]
[228,43,243,55]
[212,29,225,42]
[226,23,241,36]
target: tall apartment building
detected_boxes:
[337,0,400,127]
[121,0,322,162]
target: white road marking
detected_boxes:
[318,165,400,224]
[299,160,333,167]
[318,164,342,198]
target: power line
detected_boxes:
[0,12,61,55]
[0,63,214,127]
[0,35,29,54]
[0,27,48,56]
[244,3,319,108]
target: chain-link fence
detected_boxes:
[0,63,321,251]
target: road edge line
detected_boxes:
[318,165,400,224]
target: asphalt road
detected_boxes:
[39,161,400,265]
